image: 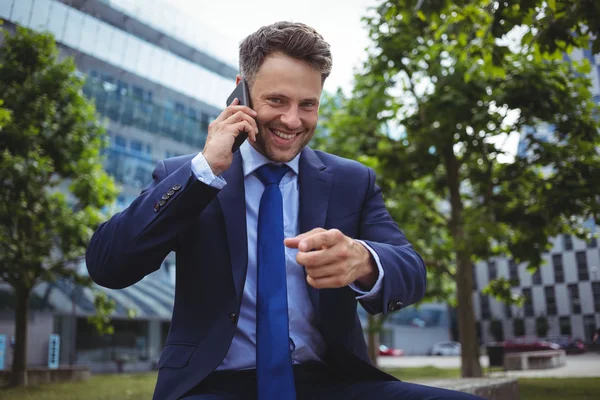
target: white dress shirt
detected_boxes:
[190,141,384,370]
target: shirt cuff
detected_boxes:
[350,240,384,300]
[191,152,227,189]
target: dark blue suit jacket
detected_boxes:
[86,147,426,400]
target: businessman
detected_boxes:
[87,21,482,400]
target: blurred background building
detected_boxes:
[0,0,236,372]
[473,46,600,346]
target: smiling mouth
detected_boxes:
[269,128,300,140]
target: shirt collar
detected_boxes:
[240,140,300,178]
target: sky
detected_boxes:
[168,0,378,94]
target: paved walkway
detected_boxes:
[378,353,600,378]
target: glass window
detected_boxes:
[588,237,597,248]
[488,261,497,280]
[130,140,143,154]
[480,294,490,320]
[576,251,589,281]
[532,269,542,285]
[79,14,100,55]
[30,0,52,30]
[552,254,564,283]
[114,135,127,148]
[568,284,581,314]
[559,316,571,336]
[592,282,600,313]
[62,6,84,50]
[10,0,33,27]
[563,234,573,251]
[544,286,557,316]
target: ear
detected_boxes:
[236,74,242,85]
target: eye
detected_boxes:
[301,101,317,108]
[268,98,283,104]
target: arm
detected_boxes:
[357,167,427,315]
[85,159,220,289]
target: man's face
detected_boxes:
[240,52,323,163]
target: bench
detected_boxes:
[503,349,566,371]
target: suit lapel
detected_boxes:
[298,147,333,312]
[218,152,248,301]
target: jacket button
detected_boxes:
[388,300,396,311]
[153,202,160,212]
[229,312,238,324]
[162,194,170,200]
[159,199,166,206]
[167,189,175,196]
[173,184,182,191]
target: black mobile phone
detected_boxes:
[226,79,251,153]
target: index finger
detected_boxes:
[298,231,337,252]
[284,228,326,249]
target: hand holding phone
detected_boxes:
[201,79,257,176]
[226,79,252,153]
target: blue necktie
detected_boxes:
[255,164,296,400]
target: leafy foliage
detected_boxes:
[316,0,600,377]
[0,26,117,385]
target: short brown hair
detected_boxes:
[239,21,332,86]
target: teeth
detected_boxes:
[272,129,297,139]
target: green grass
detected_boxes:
[1,371,599,399]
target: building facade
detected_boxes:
[474,46,600,346]
[0,0,237,371]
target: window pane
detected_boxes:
[30,0,52,30]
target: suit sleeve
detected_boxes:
[357,167,427,315]
[85,159,220,289]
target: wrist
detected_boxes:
[355,241,378,290]
[202,152,225,176]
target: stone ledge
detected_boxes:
[415,377,519,400]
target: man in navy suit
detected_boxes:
[87,21,482,400]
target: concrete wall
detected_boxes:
[0,311,55,369]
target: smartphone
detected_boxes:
[226,79,251,153]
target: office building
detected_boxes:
[0,0,237,371]
[474,46,600,345]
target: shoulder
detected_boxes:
[312,149,373,180]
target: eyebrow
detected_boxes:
[264,92,320,104]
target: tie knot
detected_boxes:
[255,164,290,186]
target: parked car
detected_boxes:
[543,336,586,354]
[502,337,561,353]
[378,344,404,356]
[429,341,461,356]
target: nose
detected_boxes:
[280,107,302,131]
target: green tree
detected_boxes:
[316,0,600,377]
[0,26,117,386]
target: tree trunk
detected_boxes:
[9,285,30,387]
[456,251,482,377]
[444,148,483,378]
[367,314,380,367]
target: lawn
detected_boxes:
[1,369,599,399]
